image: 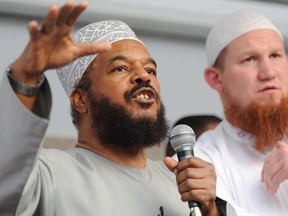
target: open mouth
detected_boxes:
[132,87,157,103]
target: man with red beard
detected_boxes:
[0,1,227,216]
[195,10,288,215]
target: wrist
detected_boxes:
[201,202,221,216]
[6,64,45,97]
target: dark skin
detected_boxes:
[11,0,111,110]
[164,157,219,215]
[9,1,220,215]
[73,39,160,169]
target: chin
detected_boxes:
[257,95,282,106]
[130,107,157,118]
[134,112,157,119]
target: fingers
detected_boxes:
[41,4,59,34]
[57,1,75,26]
[177,157,213,174]
[76,41,111,58]
[178,172,216,206]
[261,141,288,195]
[180,185,215,203]
[175,158,216,204]
[262,160,282,195]
[18,1,92,77]
[56,1,88,27]
[35,1,87,36]
[261,151,279,194]
[267,169,286,195]
[176,160,216,192]
[163,157,178,174]
[28,21,40,41]
[261,153,281,182]
[66,1,88,26]
[178,176,215,194]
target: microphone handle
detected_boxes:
[190,206,202,216]
[176,148,202,215]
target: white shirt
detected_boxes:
[195,120,288,216]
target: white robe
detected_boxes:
[195,120,288,216]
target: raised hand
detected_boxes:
[261,141,288,195]
[11,0,111,84]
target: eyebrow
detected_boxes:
[109,55,157,68]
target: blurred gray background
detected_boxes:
[1,0,288,158]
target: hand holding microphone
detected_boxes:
[168,124,218,216]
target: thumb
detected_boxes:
[163,156,178,175]
[77,41,112,57]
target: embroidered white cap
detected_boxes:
[205,11,283,66]
[56,20,143,97]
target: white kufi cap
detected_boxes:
[205,11,283,66]
[56,20,143,97]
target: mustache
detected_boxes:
[124,82,159,101]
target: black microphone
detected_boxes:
[169,124,202,216]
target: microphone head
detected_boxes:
[169,124,196,152]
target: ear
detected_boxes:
[70,89,88,114]
[204,66,223,94]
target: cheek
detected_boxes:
[153,82,161,99]
[154,81,160,91]
[280,71,288,94]
[222,74,253,103]
[281,81,288,97]
[93,79,125,98]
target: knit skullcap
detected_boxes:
[56,20,143,97]
[205,11,283,66]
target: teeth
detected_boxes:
[138,93,150,100]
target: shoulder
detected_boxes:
[39,148,79,167]
[194,120,230,162]
[196,121,226,147]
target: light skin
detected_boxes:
[204,29,288,195]
[9,1,220,215]
[261,141,288,195]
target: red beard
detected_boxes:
[224,96,288,153]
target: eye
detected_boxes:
[146,68,157,76]
[270,53,281,58]
[112,66,128,72]
[244,56,254,62]
[241,56,256,64]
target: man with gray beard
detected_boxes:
[196,10,288,216]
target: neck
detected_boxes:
[76,139,147,169]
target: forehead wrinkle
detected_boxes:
[109,55,127,63]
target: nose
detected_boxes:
[258,58,276,81]
[131,66,151,84]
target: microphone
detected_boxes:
[169,124,202,216]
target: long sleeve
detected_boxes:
[0,73,52,215]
